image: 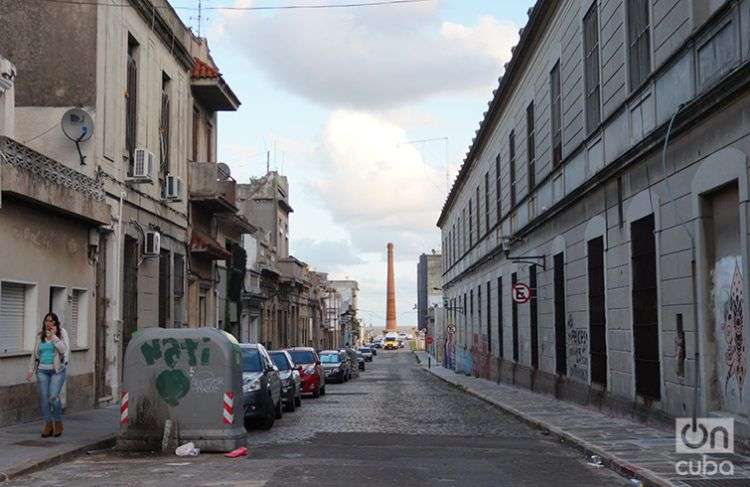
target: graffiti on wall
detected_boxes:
[720,261,746,400]
[140,338,213,406]
[567,315,589,383]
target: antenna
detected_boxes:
[61,108,94,165]
[197,0,203,37]
[266,150,270,174]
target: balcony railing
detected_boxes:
[189,161,236,208]
[0,136,104,201]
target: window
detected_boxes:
[527,102,536,190]
[125,36,139,171]
[511,272,519,362]
[631,214,660,400]
[550,61,562,166]
[462,209,467,251]
[486,281,491,353]
[160,72,171,180]
[1,282,26,354]
[509,131,517,207]
[206,119,214,163]
[192,107,200,161]
[553,253,567,376]
[468,201,473,247]
[497,276,504,358]
[484,172,490,231]
[627,0,651,90]
[495,154,502,223]
[584,2,601,132]
[477,286,481,342]
[588,237,607,387]
[159,249,171,329]
[476,186,481,237]
[530,265,539,369]
[69,289,88,348]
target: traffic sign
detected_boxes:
[426,336,434,345]
[512,282,532,304]
[447,324,457,334]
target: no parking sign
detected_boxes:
[512,283,532,304]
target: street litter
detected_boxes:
[629,479,643,487]
[586,455,603,468]
[175,442,200,457]
[224,446,248,458]
[166,462,191,466]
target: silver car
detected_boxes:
[270,350,302,412]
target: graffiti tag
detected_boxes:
[567,315,589,383]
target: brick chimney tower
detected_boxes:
[386,242,397,331]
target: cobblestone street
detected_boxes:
[6,350,630,486]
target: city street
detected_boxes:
[7,350,629,486]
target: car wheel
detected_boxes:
[275,397,283,419]
[243,417,254,431]
[320,385,326,396]
[285,391,296,412]
[259,411,275,430]
[295,390,302,407]
[312,386,320,398]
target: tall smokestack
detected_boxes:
[386,242,397,331]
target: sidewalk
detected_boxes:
[414,351,750,487]
[0,405,119,482]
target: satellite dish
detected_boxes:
[217,162,232,180]
[61,108,94,142]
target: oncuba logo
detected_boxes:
[675,418,733,454]
[675,418,734,477]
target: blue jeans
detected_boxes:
[36,368,66,422]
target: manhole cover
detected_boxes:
[681,480,750,486]
[14,439,60,447]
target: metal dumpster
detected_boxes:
[117,327,245,452]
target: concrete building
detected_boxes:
[330,280,360,346]
[0,55,111,426]
[321,276,342,349]
[417,251,443,331]
[438,0,750,438]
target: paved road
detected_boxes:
[7,350,629,486]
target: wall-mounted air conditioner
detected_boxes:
[164,175,183,201]
[128,148,155,182]
[144,231,160,256]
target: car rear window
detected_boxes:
[289,350,315,364]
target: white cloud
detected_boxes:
[292,238,364,267]
[215,2,518,109]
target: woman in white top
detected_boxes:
[26,312,69,438]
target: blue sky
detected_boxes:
[173,0,535,327]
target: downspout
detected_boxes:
[661,103,699,428]
[113,189,125,398]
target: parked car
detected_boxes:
[356,351,366,371]
[286,347,326,397]
[371,341,382,349]
[343,348,360,378]
[240,343,283,430]
[319,350,350,382]
[270,350,302,412]
[358,347,374,361]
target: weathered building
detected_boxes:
[417,251,443,331]
[439,0,750,438]
[330,280,360,346]
[0,55,111,426]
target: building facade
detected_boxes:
[417,251,443,331]
[438,0,750,438]
[330,280,360,346]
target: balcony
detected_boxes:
[0,136,109,225]
[189,161,237,213]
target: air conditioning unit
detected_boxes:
[144,231,160,256]
[129,148,155,182]
[164,175,183,201]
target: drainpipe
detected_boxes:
[661,103,699,429]
[113,189,126,399]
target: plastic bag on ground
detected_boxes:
[175,442,200,457]
[224,446,248,458]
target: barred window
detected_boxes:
[526,102,536,190]
[627,0,651,90]
[584,2,601,132]
[509,130,517,208]
[550,61,562,166]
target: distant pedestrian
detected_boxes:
[26,312,69,438]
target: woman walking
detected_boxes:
[26,312,69,438]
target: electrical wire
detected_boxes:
[23,0,432,11]
[20,122,59,144]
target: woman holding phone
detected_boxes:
[26,312,70,438]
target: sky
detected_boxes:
[173,0,535,328]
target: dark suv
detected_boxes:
[241,344,283,430]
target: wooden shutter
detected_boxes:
[0,283,25,354]
[69,291,80,348]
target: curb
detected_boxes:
[0,436,116,483]
[413,353,674,487]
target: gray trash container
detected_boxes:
[117,327,245,452]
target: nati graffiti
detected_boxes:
[720,261,746,400]
[567,315,589,383]
[140,338,214,406]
